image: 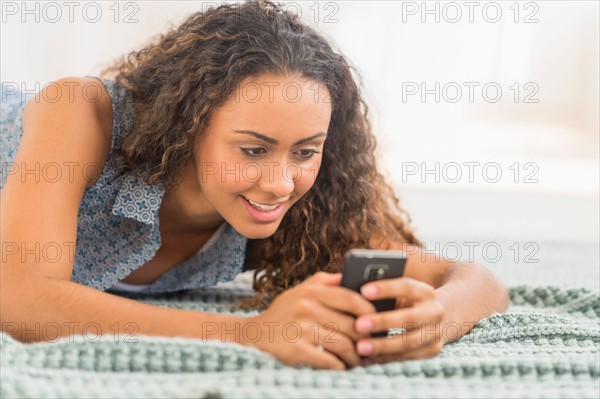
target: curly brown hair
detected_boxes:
[100,0,422,309]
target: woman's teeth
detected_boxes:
[244,197,281,211]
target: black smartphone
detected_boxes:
[341,248,407,338]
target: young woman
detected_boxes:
[1,0,508,370]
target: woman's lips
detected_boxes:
[240,195,286,222]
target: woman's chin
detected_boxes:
[230,221,280,240]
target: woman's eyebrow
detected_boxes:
[232,130,327,145]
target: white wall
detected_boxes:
[2,0,598,241]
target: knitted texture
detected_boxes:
[1,285,598,399]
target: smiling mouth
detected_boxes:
[241,195,286,211]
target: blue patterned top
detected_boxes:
[0,77,249,294]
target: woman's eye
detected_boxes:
[240,147,266,157]
[297,149,320,159]
[240,147,320,159]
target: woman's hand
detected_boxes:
[353,277,446,365]
[242,271,377,370]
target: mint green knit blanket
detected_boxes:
[1,285,599,399]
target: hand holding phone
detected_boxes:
[341,248,407,337]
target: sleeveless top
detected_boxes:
[0,77,249,294]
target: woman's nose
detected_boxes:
[257,161,298,198]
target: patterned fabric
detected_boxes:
[0,77,248,294]
[1,285,598,398]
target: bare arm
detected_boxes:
[1,273,244,344]
[434,261,509,343]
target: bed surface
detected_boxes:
[2,236,598,399]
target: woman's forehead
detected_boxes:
[214,75,332,129]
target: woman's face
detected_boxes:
[192,74,332,239]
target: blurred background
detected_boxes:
[2,1,598,287]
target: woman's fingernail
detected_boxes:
[358,341,374,356]
[356,318,373,332]
[361,284,378,298]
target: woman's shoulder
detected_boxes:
[1,76,118,191]
[82,75,134,130]
[78,76,139,187]
[79,76,114,151]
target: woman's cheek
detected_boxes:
[306,160,321,182]
[237,161,264,188]
[297,162,321,194]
